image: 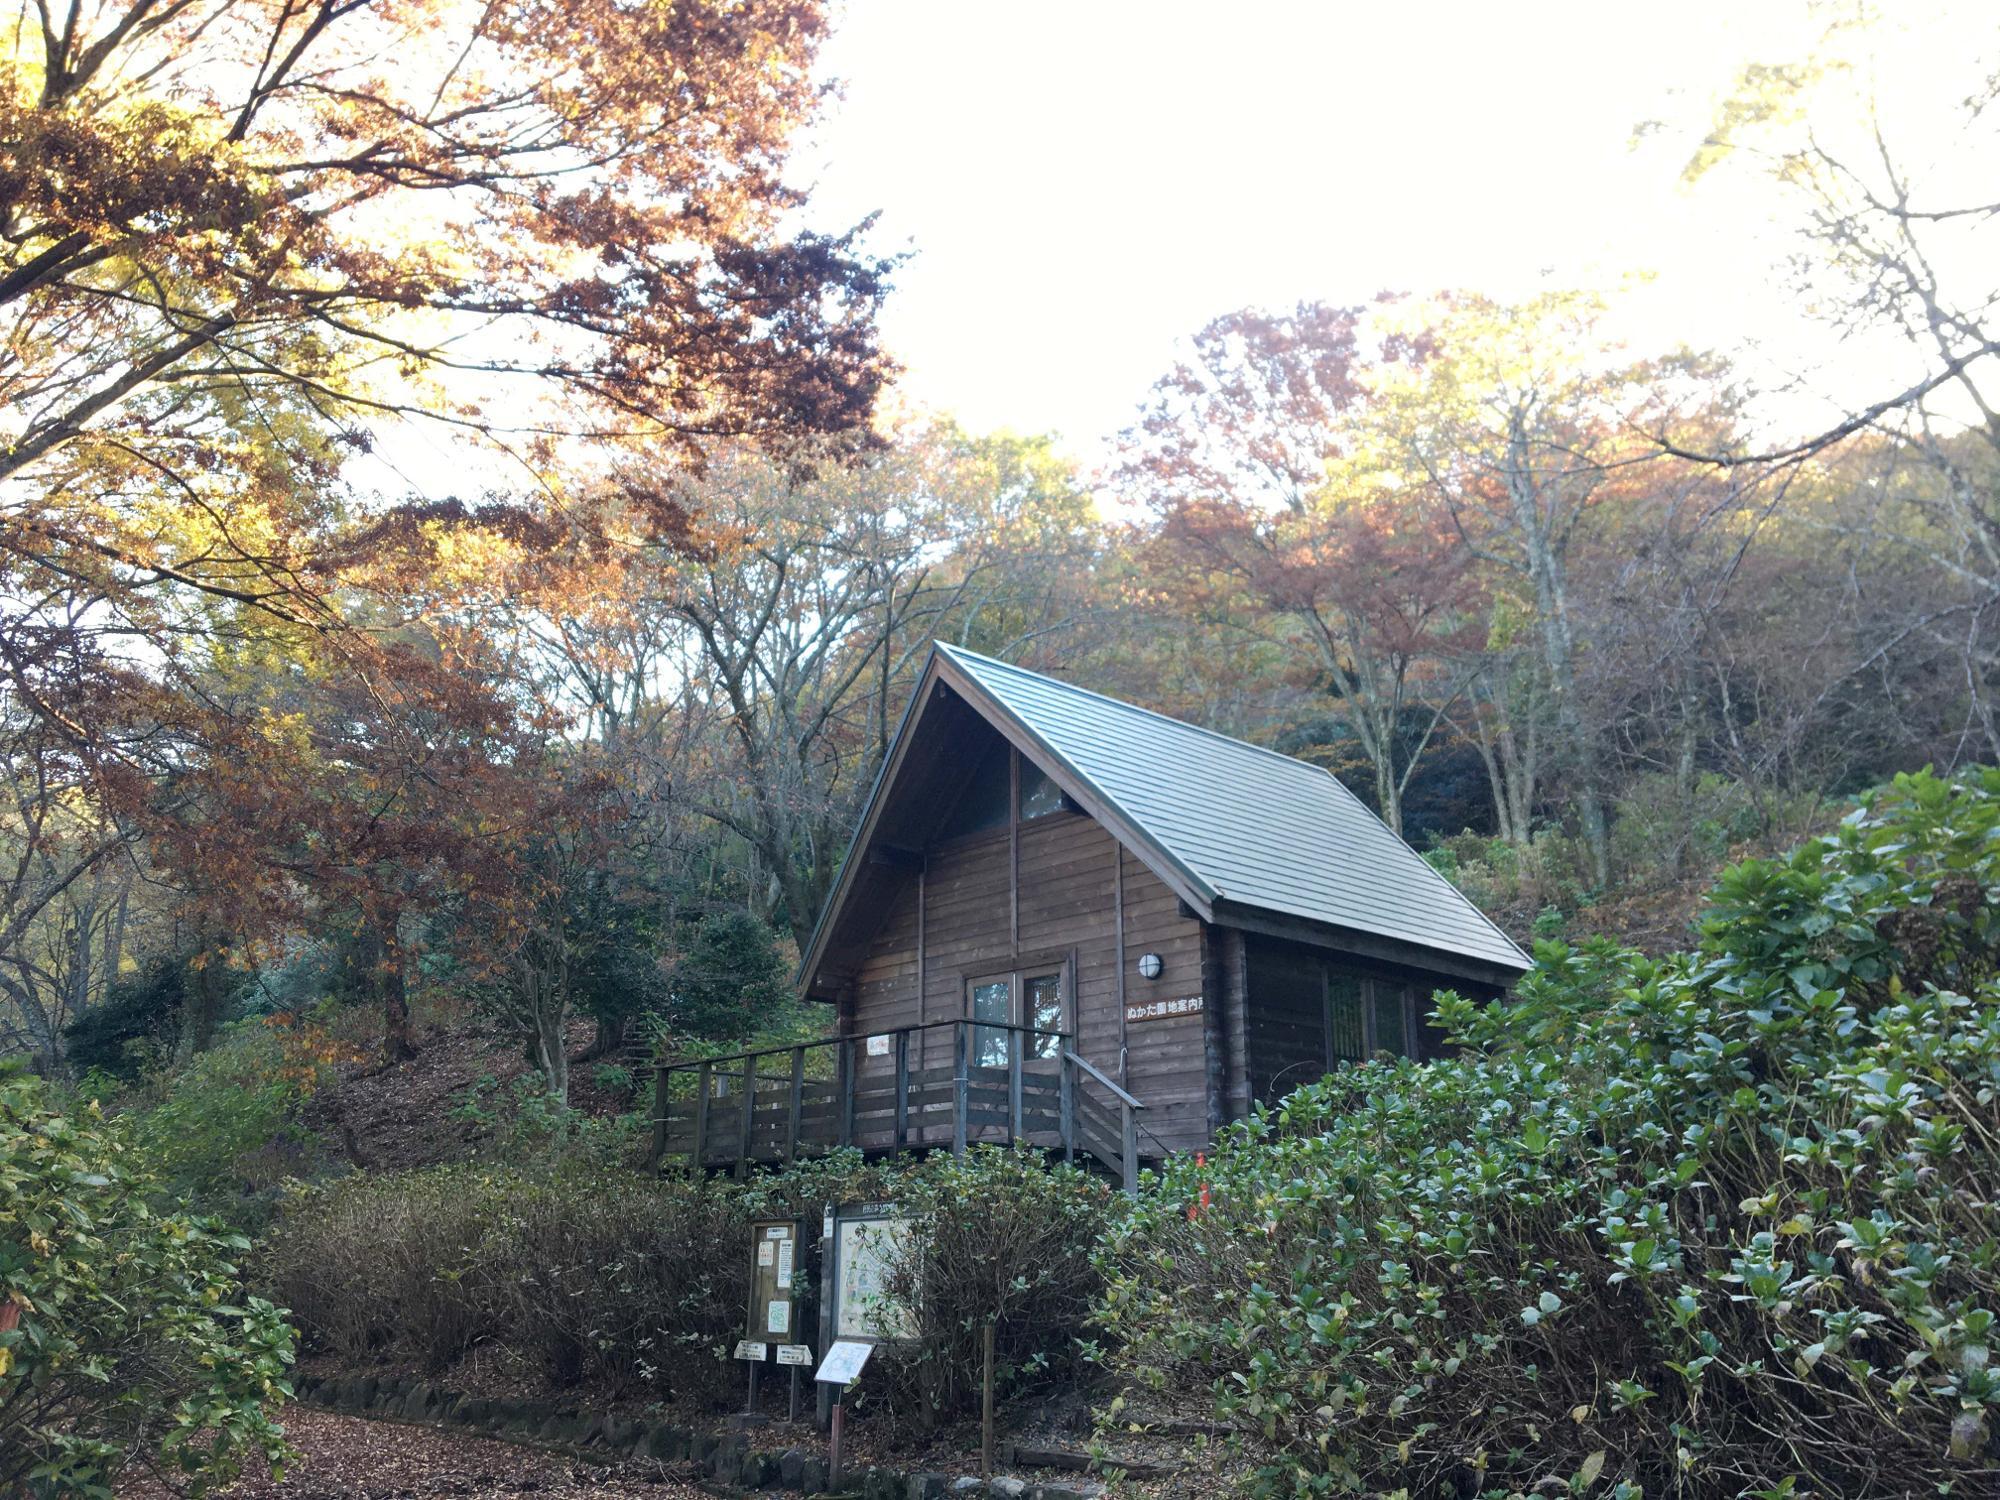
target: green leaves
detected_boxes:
[1097,767,2000,1497]
[0,1072,294,1496]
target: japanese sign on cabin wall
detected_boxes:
[829,1203,916,1342]
[1124,993,1203,1025]
[745,1220,799,1344]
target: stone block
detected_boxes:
[778,1448,806,1488]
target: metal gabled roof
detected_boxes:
[795,642,1531,999]
[933,643,1530,975]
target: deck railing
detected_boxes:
[648,1018,1147,1190]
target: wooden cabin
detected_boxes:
[651,644,1530,1186]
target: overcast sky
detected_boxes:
[792,1,1851,464]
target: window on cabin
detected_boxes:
[1369,979,1413,1058]
[966,968,1068,1067]
[1327,970,1367,1063]
[1024,972,1064,1058]
[970,978,1011,1067]
[1019,760,1066,820]
[937,740,1010,840]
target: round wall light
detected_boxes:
[1137,952,1163,981]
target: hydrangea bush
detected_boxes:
[1095,769,2000,1497]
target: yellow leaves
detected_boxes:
[424,521,530,595]
[28,1230,55,1257]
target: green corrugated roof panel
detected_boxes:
[937,643,1530,975]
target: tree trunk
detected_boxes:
[1506,423,1609,887]
[183,938,231,1057]
[533,1003,570,1102]
[365,908,419,1063]
[584,1009,626,1061]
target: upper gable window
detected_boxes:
[1018,760,1067,821]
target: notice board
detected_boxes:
[745,1219,800,1343]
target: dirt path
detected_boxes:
[120,1406,708,1499]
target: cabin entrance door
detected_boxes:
[966,965,1068,1070]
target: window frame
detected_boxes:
[961,956,1073,1068]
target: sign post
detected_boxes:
[813,1340,874,1487]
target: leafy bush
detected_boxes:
[1427,827,1595,916]
[1097,768,2000,1498]
[880,1147,1114,1426]
[0,1068,294,1498]
[120,1015,342,1226]
[62,952,190,1081]
[263,1145,1109,1418]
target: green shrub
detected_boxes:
[879,1147,1114,1427]
[0,1069,294,1498]
[120,1017,333,1227]
[1429,826,1595,915]
[263,1145,1109,1419]
[1097,768,2000,1498]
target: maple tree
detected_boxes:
[0,0,891,821]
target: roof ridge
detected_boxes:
[934,641,1331,778]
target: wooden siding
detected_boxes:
[1239,931,1496,1109]
[843,800,1213,1156]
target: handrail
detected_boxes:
[656,1018,1073,1075]
[1062,1049,1146,1111]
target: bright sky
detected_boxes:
[791,0,1860,464]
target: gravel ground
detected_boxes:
[119,1407,709,1499]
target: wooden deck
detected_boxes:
[649,1020,1148,1190]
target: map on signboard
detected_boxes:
[814,1338,873,1386]
[833,1212,915,1341]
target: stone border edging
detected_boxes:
[291,1372,1096,1500]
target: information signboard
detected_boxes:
[746,1219,801,1346]
[829,1202,915,1342]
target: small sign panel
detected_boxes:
[735,1340,768,1361]
[776,1343,813,1366]
[866,1033,892,1057]
[1125,994,1203,1024]
[814,1339,874,1386]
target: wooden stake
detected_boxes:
[829,1398,846,1488]
[981,1321,996,1479]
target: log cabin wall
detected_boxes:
[1236,930,1501,1112]
[840,759,1214,1155]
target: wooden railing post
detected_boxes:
[650,1063,668,1169]
[1007,1038,1024,1144]
[894,1029,910,1149]
[786,1046,804,1162]
[737,1053,757,1179]
[1120,1102,1139,1195]
[840,1038,856,1148]
[1058,1053,1075,1165]
[952,1020,969,1157]
[693,1062,711,1170]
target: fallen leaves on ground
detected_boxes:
[119,1406,708,1499]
